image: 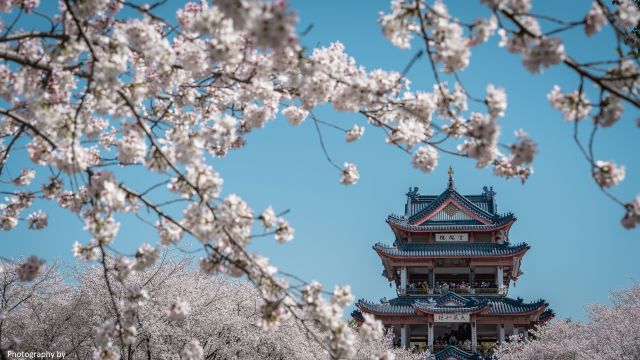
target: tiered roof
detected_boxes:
[389,179,515,233]
[387,214,514,232]
[356,292,550,318]
[374,242,529,259]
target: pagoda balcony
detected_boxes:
[397,286,505,296]
[432,344,472,353]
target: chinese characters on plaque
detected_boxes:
[435,233,469,242]
[434,313,470,323]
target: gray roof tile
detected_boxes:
[357,293,549,316]
[374,242,529,258]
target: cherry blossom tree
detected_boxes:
[0,0,638,358]
[494,283,640,360]
[0,255,423,360]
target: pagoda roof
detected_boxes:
[407,186,497,223]
[433,346,483,360]
[394,176,515,232]
[414,300,489,315]
[413,292,489,315]
[358,296,416,315]
[538,308,555,324]
[351,309,364,322]
[356,293,549,317]
[374,242,529,259]
[387,213,515,232]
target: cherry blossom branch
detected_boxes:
[0,31,68,43]
[0,109,57,149]
[0,48,87,76]
[98,244,128,358]
[571,78,626,208]
[499,9,640,108]
[0,127,24,178]
[63,0,98,61]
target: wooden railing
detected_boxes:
[397,286,504,296]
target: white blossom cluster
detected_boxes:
[547,85,592,121]
[494,283,640,359]
[616,0,640,28]
[346,125,365,142]
[412,145,439,173]
[297,282,388,359]
[622,195,640,229]
[592,161,626,188]
[584,1,606,37]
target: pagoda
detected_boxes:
[353,168,553,359]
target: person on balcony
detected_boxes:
[420,281,428,294]
[448,335,458,346]
[463,339,471,351]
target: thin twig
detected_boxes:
[310,111,342,171]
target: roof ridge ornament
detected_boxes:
[447,165,456,189]
[405,186,419,199]
[482,185,496,198]
[483,185,497,213]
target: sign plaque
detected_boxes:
[434,313,470,323]
[435,233,468,242]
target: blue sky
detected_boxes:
[2,1,639,322]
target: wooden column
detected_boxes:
[401,325,408,349]
[471,319,477,352]
[400,267,407,294]
[429,268,436,289]
[498,324,505,344]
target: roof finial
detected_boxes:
[448,165,455,189]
